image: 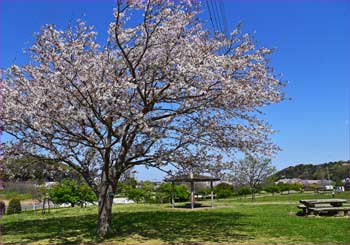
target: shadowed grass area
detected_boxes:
[1,193,350,244]
[2,206,249,244]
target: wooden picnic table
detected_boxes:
[298,199,349,216]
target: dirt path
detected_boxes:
[238,201,297,205]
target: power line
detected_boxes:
[205,0,216,32]
[219,1,229,37]
[212,0,224,33]
[205,0,229,55]
[207,0,220,33]
[206,0,229,38]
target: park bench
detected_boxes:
[308,206,350,216]
[297,204,333,215]
[298,199,349,216]
[297,204,307,214]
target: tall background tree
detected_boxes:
[2,0,284,237]
[232,154,276,200]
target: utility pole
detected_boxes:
[326,166,330,181]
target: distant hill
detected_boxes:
[274,160,350,184]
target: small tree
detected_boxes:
[49,180,96,207]
[78,183,97,207]
[49,179,82,207]
[126,188,145,204]
[233,154,276,201]
[7,199,21,215]
[264,185,280,196]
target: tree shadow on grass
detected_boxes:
[2,211,98,244]
[3,209,252,244]
[112,210,251,244]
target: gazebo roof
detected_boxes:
[164,173,220,182]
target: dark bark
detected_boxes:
[251,187,256,201]
[97,181,114,237]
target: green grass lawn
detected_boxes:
[1,192,350,244]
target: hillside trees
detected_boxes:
[2,0,284,237]
[273,161,350,182]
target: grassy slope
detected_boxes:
[1,192,350,244]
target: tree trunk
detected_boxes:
[97,182,114,237]
[251,188,256,201]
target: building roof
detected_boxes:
[164,174,220,183]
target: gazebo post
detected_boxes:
[190,181,195,209]
[171,181,175,208]
[164,173,219,210]
[210,180,214,208]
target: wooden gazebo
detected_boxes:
[164,172,220,209]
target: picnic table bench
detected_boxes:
[298,199,349,216]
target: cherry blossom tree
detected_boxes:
[232,154,276,200]
[1,0,284,237]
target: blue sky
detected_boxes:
[1,0,349,181]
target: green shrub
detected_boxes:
[155,192,168,204]
[264,185,280,195]
[7,198,21,215]
[0,201,6,215]
[237,187,251,196]
[126,188,145,203]
[140,181,156,203]
[308,183,321,192]
[173,184,190,201]
[157,183,189,203]
[291,183,303,192]
[276,183,304,193]
[216,189,233,198]
[214,183,233,199]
